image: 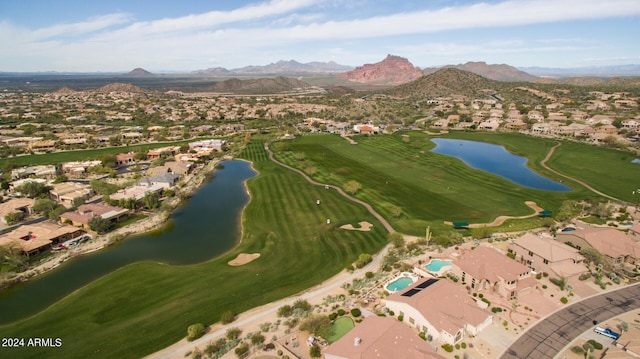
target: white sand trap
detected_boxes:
[228,253,261,266]
[340,221,373,231]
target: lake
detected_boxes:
[431,138,571,191]
[0,160,256,323]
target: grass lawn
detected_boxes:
[273,132,591,235]
[327,316,355,343]
[0,141,388,359]
[0,139,196,168]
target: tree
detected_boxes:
[556,200,578,221]
[32,198,66,220]
[388,232,405,248]
[355,253,372,268]
[580,247,605,266]
[226,327,242,341]
[187,323,206,341]
[4,211,25,225]
[309,345,321,358]
[15,181,52,198]
[250,333,265,347]
[299,314,332,338]
[143,191,160,209]
[71,196,86,208]
[592,202,613,219]
[0,243,27,273]
[221,310,236,324]
[344,180,362,195]
[277,304,293,317]
[390,205,403,218]
[88,215,113,234]
[133,151,148,161]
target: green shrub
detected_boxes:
[441,343,454,352]
[398,315,404,322]
[329,313,337,321]
[187,323,206,341]
[419,332,426,341]
[587,340,603,350]
[560,297,568,304]
[461,342,467,349]
[350,308,361,317]
[337,309,346,316]
[571,346,584,354]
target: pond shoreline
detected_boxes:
[0,157,224,291]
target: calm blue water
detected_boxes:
[0,160,256,324]
[425,259,452,272]
[385,275,414,292]
[431,139,571,191]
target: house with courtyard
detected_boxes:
[556,225,640,268]
[0,222,84,257]
[383,278,492,345]
[60,203,130,230]
[109,184,164,201]
[508,232,588,279]
[450,245,537,299]
[145,161,192,176]
[324,316,444,359]
[137,173,180,189]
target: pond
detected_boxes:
[0,160,256,324]
[430,138,571,191]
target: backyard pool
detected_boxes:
[385,273,416,292]
[425,259,453,275]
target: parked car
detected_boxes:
[594,326,620,340]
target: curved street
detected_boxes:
[501,283,640,358]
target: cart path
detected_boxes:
[541,142,623,202]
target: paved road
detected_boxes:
[500,283,640,359]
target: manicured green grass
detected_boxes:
[0,140,194,167]
[327,316,355,343]
[0,141,387,359]
[274,132,589,235]
[544,141,640,202]
[440,132,640,203]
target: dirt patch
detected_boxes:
[340,221,373,231]
[228,253,261,266]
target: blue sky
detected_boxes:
[1,0,639,72]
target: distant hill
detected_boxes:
[94,83,148,93]
[338,55,423,85]
[193,67,233,76]
[122,68,153,77]
[207,76,315,94]
[194,60,352,76]
[390,68,500,98]
[422,61,539,82]
[521,64,640,78]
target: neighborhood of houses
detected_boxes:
[1,84,640,358]
[0,140,226,258]
[321,219,640,359]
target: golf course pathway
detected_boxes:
[264,143,396,233]
[541,142,624,202]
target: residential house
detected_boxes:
[450,245,537,299]
[609,326,640,357]
[11,165,57,180]
[189,139,226,152]
[587,114,613,125]
[28,140,57,151]
[324,316,444,359]
[60,203,130,230]
[628,223,640,240]
[431,119,449,128]
[61,160,102,177]
[0,222,84,257]
[556,225,640,268]
[109,184,164,201]
[622,119,639,131]
[383,278,492,345]
[147,146,181,160]
[145,161,192,176]
[49,182,94,207]
[0,198,34,225]
[508,232,587,278]
[115,152,136,166]
[137,173,180,189]
[9,178,47,193]
[477,119,501,131]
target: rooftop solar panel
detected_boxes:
[401,288,421,297]
[416,278,439,289]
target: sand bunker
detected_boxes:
[340,221,373,231]
[444,201,544,228]
[228,253,261,266]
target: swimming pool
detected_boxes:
[385,273,415,292]
[425,259,452,274]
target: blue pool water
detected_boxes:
[561,227,576,232]
[430,139,571,192]
[386,276,414,292]
[425,259,452,273]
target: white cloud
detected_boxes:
[2,0,640,71]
